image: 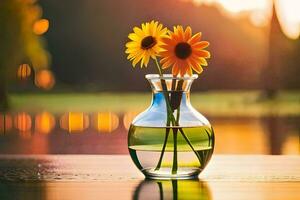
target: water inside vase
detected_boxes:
[128,125,214,178]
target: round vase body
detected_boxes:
[128,74,214,179]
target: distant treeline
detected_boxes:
[37,0,300,91]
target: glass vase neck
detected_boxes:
[145,74,198,93]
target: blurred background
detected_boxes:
[0,0,299,155]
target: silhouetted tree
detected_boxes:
[0,0,50,110]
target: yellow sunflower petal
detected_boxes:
[192,41,209,49]
[132,51,144,67]
[187,67,193,76]
[144,53,151,67]
[191,63,203,74]
[172,64,180,76]
[127,53,135,60]
[125,41,139,48]
[188,32,202,44]
[194,50,211,58]
[177,26,185,41]
[125,47,140,54]
[199,58,208,66]
[161,58,174,69]
[179,66,187,77]
[184,26,192,41]
[141,23,147,34]
[140,54,145,68]
[128,33,140,41]
[156,23,163,33]
[133,27,144,37]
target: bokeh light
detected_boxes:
[92,112,119,133]
[14,112,32,132]
[282,135,300,154]
[60,112,89,133]
[0,114,13,133]
[35,69,55,90]
[35,112,55,134]
[17,64,31,80]
[33,19,49,35]
[14,112,32,139]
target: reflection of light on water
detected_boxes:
[123,112,139,130]
[14,112,32,139]
[35,112,55,134]
[0,114,13,133]
[134,179,211,200]
[282,135,299,154]
[35,70,55,90]
[17,64,31,80]
[213,120,268,154]
[186,0,300,39]
[33,19,49,35]
[14,112,32,132]
[92,112,119,133]
[60,112,89,133]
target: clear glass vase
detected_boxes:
[128,74,215,179]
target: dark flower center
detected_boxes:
[175,42,192,59]
[141,36,156,49]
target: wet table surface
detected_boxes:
[0,155,299,200]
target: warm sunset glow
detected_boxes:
[35,112,55,134]
[188,0,271,26]
[93,112,119,133]
[17,64,31,80]
[60,112,89,133]
[0,114,13,133]
[187,0,300,39]
[123,111,139,130]
[276,0,300,39]
[35,69,55,90]
[282,135,299,154]
[213,120,268,154]
[33,19,49,35]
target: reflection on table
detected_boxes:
[0,112,299,155]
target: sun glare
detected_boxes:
[276,0,300,39]
[187,0,300,39]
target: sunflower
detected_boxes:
[125,21,168,68]
[160,26,210,76]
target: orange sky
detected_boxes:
[185,0,300,39]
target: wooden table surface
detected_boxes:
[0,155,299,200]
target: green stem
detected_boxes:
[157,181,164,200]
[171,128,178,174]
[171,100,181,174]
[154,58,173,171]
[155,121,170,170]
[172,180,178,200]
[178,128,202,162]
[154,57,163,76]
[153,58,199,172]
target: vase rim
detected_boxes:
[145,74,198,80]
